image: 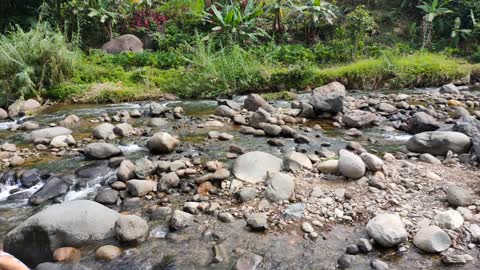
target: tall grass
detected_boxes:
[0,23,78,106]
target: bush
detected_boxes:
[0,23,79,106]
[86,50,186,70]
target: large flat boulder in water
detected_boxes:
[233,151,283,184]
[309,82,346,114]
[26,127,72,142]
[406,131,471,155]
[4,200,119,267]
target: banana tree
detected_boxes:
[204,0,269,44]
[417,0,452,49]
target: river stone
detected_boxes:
[60,115,80,127]
[310,82,346,114]
[244,94,275,112]
[26,127,72,142]
[75,162,111,179]
[360,153,384,172]
[284,151,313,172]
[406,112,440,134]
[84,143,122,160]
[95,245,122,261]
[453,115,480,137]
[158,172,180,191]
[50,135,76,148]
[8,98,41,117]
[406,131,472,155]
[4,200,119,267]
[235,187,257,202]
[343,110,377,128]
[92,123,115,140]
[260,123,282,137]
[434,210,464,230]
[53,247,81,262]
[419,153,441,164]
[234,253,263,270]
[413,225,451,253]
[115,215,148,242]
[101,34,143,54]
[316,160,338,174]
[445,185,474,206]
[265,172,295,202]
[20,169,41,188]
[215,105,236,118]
[29,176,74,205]
[133,158,155,179]
[114,123,133,137]
[249,108,272,128]
[35,262,92,270]
[117,160,135,182]
[338,150,366,180]
[247,213,268,231]
[233,151,283,184]
[378,103,397,113]
[0,108,8,120]
[127,180,157,197]
[218,99,241,111]
[170,210,194,231]
[94,188,118,204]
[146,132,179,154]
[366,213,408,247]
[440,83,460,94]
[1,142,16,152]
[147,118,167,128]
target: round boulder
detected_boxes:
[146,132,179,154]
[366,213,408,247]
[338,150,366,180]
[115,215,148,242]
[233,151,283,184]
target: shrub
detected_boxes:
[0,23,79,106]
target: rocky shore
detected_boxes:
[1,82,480,269]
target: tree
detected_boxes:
[345,5,374,60]
[417,0,452,49]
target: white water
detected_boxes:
[64,170,116,202]
[0,182,44,206]
[119,144,145,153]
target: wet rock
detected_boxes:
[453,115,480,137]
[133,158,155,179]
[26,127,72,142]
[244,94,274,112]
[150,207,172,221]
[75,162,111,179]
[434,210,464,230]
[337,254,356,269]
[8,98,41,117]
[147,118,169,127]
[440,83,460,94]
[94,188,118,204]
[446,185,474,206]
[360,153,383,172]
[260,123,282,137]
[357,238,373,253]
[122,197,142,211]
[452,106,470,118]
[343,110,377,128]
[158,172,180,191]
[284,151,312,172]
[96,245,122,261]
[215,105,236,118]
[117,160,135,182]
[219,132,234,140]
[419,153,441,164]
[236,187,257,202]
[405,112,440,134]
[406,131,471,155]
[310,82,346,114]
[92,123,116,140]
[233,151,283,184]
[413,225,451,253]
[101,34,143,54]
[249,108,272,128]
[234,253,262,270]
[218,99,242,111]
[170,210,194,231]
[265,172,295,202]
[7,190,32,201]
[294,134,311,144]
[247,213,268,231]
[5,200,119,267]
[50,135,76,148]
[29,176,73,205]
[20,121,39,130]
[146,132,179,154]
[20,169,41,188]
[338,150,366,180]
[114,123,133,137]
[84,143,122,160]
[111,181,126,190]
[60,115,80,127]
[127,180,157,197]
[115,215,148,242]
[366,213,407,247]
[53,247,81,262]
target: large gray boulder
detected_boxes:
[413,225,451,253]
[406,112,440,134]
[84,143,122,160]
[101,34,143,54]
[146,132,179,154]
[244,94,275,112]
[310,82,346,114]
[249,108,272,128]
[29,176,74,205]
[406,131,472,155]
[233,151,283,184]
[92,123,115,140]
[26,127,72,142]
[265,172,295,202]
[338,150,366,180]
[439,83,460,94]
[343,110,377,128]
[4,200,119,267]
[453,115,480,137]
[366,213,408,247]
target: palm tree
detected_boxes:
[417,0,452,49]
